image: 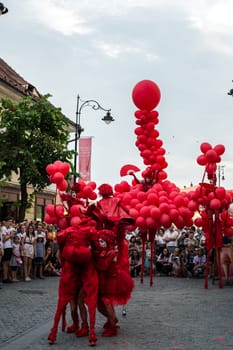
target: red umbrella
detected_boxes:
[120,164,140,177]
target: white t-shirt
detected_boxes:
[1,226,13,249]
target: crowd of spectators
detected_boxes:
[0,218,61,286]
[1,218,232,286]
[127,224,232,280]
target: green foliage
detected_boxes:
[0,95,74,220]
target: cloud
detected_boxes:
[24,0,93,35]
[93,40,160,61]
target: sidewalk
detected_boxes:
[0,275,233,350]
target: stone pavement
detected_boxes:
[0,275,233,350]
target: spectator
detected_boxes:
[163,224,179,253]
[129,249,142,277]
[1,218,15,283]
[22,224,36,281]
[44,246,60,276]
[171,247,188,277]
[155,227,166,256]
[144,241,155,275]
[156,248,173,276]
[184,229,198,252]
[186,245,195,277]
[34,223,46,246]
[33,234,46,279]
[10,235,23,282]
[193,248,206,277]
[177,231,188,252]
[128,236,137,254]
[135,236,143,256]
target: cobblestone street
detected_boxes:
[0,275,233,350]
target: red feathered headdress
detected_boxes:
[98,183,113,198]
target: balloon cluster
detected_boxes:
[189,142,233,236]
[112,80,199,232]
[133,80,168,182]
[196,142,225,182]
[115,180,195,231]
[46,160,70,192]
[44,161,97,229]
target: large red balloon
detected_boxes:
[132,80,161,111]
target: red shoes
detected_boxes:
[66,323,79,333]
[102,326,118,337]
[76,322,89,337]
[103,317,119,329]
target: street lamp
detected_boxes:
[72,95,115,183]
[0,2,8,15]
[227,80,233,97]
[217,165,225,187]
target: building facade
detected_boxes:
[0,57,75,222]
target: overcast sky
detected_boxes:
[1,0,233,189]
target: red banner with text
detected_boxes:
[78,137,92,181]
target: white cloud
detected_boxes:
[188,1,233,35]
[93,40,160,61]
[25,0,93,35]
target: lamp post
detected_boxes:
[72,95,114,183]
[227,80,233,97]
[217,165,225,187]
[0,2,8,15]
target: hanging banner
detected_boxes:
[78,137,92,181]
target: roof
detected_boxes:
[0,57,41,99]
[0,57,76,132]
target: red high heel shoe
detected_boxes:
[76,322,89,337]
[102,325,118,337]
[66,323,79,333]
[89,330,97,346]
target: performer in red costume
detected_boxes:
[89,184,135,336]
[96,229,134,337]
[48,215,100,346]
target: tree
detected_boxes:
[0,94,74,221]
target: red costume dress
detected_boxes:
[48,219,100,346]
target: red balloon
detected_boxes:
[140,206,151,218]
[159,202,169,213]
[194,217,203,227]
[129,208,139,218]
[58,162,70,176]
[70,216,82,228]
[57,217,69,229]
[150,207,161,219]
[169,208,179,221]
[205,149,218,163]
[55,204,64,217]
[145,217,156,228]
[132,80,161,111]
[214,144,225,156]
[215,187,226,200]
[44,214,57,224]
[52,172,64,184]
[200,142,212,153]
[160,213,172,228]
[57,179,68,192]
[188,200,198,211]
[197,155,207,166]
[46,163,56,175]
[89,191,97,200]
[70,205,81,217]
[46,204,55,216]
[210,198,221,211]
[136,216,145,227]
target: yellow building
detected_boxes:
[0,57,75,222]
